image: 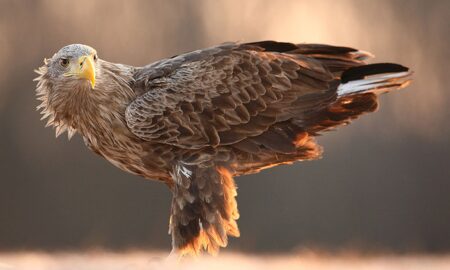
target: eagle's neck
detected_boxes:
[76,62,136,144]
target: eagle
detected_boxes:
[35,41,411,256]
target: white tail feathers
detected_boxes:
[338,70,411,97]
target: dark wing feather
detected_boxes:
[126,42,348,150]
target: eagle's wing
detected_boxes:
[126,41,362,150]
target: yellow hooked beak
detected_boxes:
[66,55,96,89]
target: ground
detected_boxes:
[0,251,449,270]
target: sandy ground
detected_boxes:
[0,251,449,270]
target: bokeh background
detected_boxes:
[0,0,449,255]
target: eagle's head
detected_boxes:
[47,44,98,89]
[35,44,134,139]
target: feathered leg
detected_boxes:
[169,163,240,256]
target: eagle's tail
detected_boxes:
[337,63,411,97]
[304,63,411,135]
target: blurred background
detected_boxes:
[0,0,449,256]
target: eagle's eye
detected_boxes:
[59,58,69,67]
[93,54,98,61]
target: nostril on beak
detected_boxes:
[79,57,87,69]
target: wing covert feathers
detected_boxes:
[126,42,339,149]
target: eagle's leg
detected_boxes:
[169,163,240,256]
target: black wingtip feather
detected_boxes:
[244,40,300,52]
[341,63,409,83]
[243,41,359,55]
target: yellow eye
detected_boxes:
[60,58,69,67]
